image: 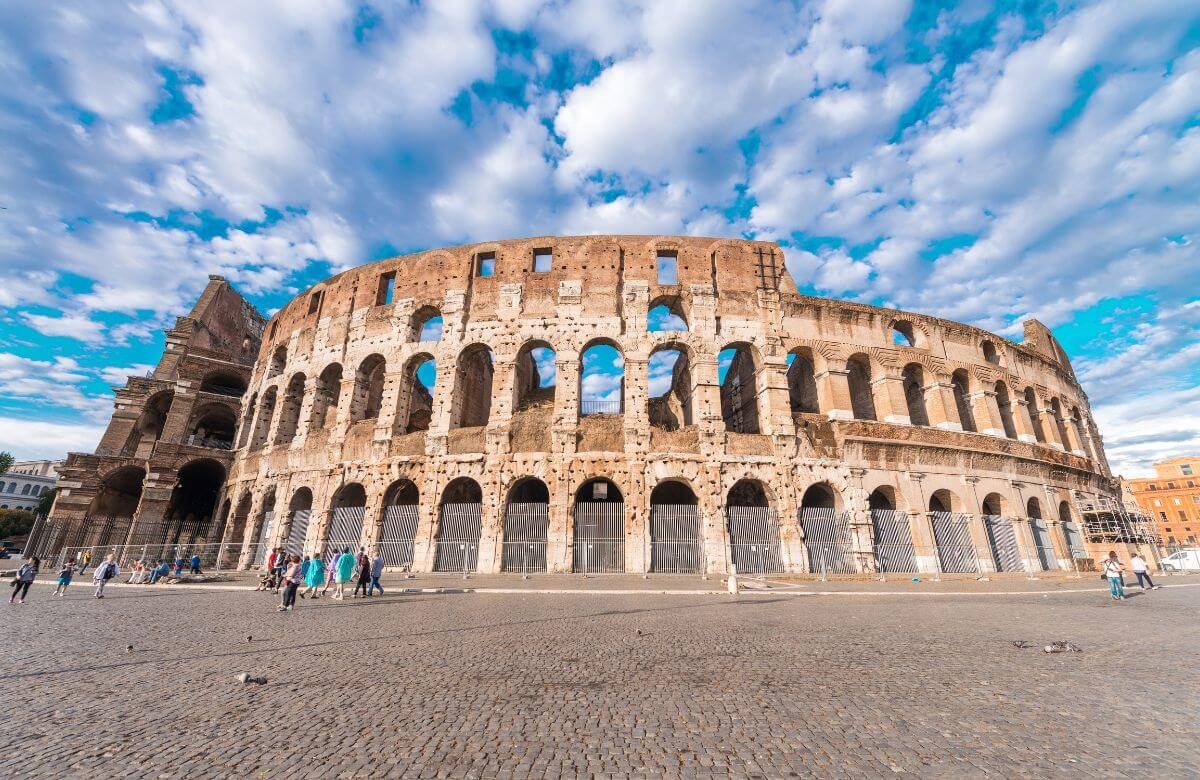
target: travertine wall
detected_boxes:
[218,236,1115,574]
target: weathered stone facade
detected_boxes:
[42,276,264,554]
[215,235,1117,575]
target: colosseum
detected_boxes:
[41,235,1135,577]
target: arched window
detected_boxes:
[249,387,277,449]
[1071,407,1092,458]
[397,354,436,433]
[981,340,1001,365]
[163,459,226,546]
[124,390,173,456]
[901,363,929,426]
[891,320,916,347]
[411,306,443,343]
[786,349,819,415]
[451,344,494,429]
[951,369,976,432]
[274,373,306,445]
[86,466,146,545]
[503,477,551,573]
[846,354,877,421]
[309,364,342,431]
[719,343,760,434]
[188,403,238,450]
[995,381,1017,439]
[200,371,247,398]
[434,478,484,572]
[580,341,624,416]
[1050,397,1071,449]
[237,393,257,449]
[867,486,896,510]
[647,298,687,332]
[268,345,287,378]
[351,355,386,422]
[514,341,556,411]
[929,489,958,514]
[800,482,837,510]
[648,344,692,430]
[1023,387,1046,443]
[379,479,420,568]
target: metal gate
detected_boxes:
[502,502,549,573]
[1030,518,1058,571]
[379,505,420,568]
[726,506,784,575]
[434,503,482,572]
[800,508,855,575]
[930,512,978,573]
[983,515,1023,572]
[285,509,310,556]
[325,506,365,556]
[1061,521,1087,559]
[252,511,275,565]
[649,504,703,574]
[572,502,625,573]
[871,509,917,573]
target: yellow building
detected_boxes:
[1127,457,1200,547]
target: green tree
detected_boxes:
[36,487,57,517]
[0,509,36,539]
[0,451,11,477]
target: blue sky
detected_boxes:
[0,0,1198,476]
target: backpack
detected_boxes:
[102,562,116,580]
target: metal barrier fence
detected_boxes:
[378,504,419,569]
[1030,518,1058,571]
[501,502,549,573]
[1062,521,1088,559]
[983,515,1023,573]
[433,503,482,572]
[284,510,311,557]
[726,506,784,575]
[55,542,268,574]
[930,512,979,574]
[871,509,917,574]
[573,502,625,573]
[324,506,366,556]
[800,507,855,575]
[579,400,622,415]
[252,512,275,566]
[649,504,703,574]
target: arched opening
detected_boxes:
[982,340,1001,365]
[891,320,916,347]
[283,487,313,556]
[846,354,877,421]
[351,355,386,422]
[412,306,443,342]
[274,373,306,445]
[1059,500,1084,559]
[85,466,146,547]
[981,492,1020,573]
[951,369,976,432]
[579,341,624,416]
[250,490,277,566]
[161,459,226,547]
[200,371,247,398]
[326,483,367,556]
[1023,387,1046,443]
[218,494,250,568]
[124,390,173,457]
[799,482,851,574]
[649,480,701,573]
[379,478,420,565]
[648,344,692,430]
[503,477,550,573]
[249,386,277,449]
[786,349,819,415]
[237,393,257,449]
[647,299,688,332]
[268,345,287,377]
[1027,496,1057,571]
[995,381,1018,439]
[719,342,761,434]
[397,354,436,434]
[725,479,781,574]
[309,364,343,431]
[1050,397,1071,450]
[434,477,483,572]
[188,403,237,450]
[901,363,929,426]
[450,344,494,429]
[1070,408,1092,458]
[869,486,916,573]
[514,341,556,412]
[929,488,977,573]
[573,477,625,573]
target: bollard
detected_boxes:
[727,562,739,595]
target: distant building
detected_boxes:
[1126,457,1200,546]
[0,460,62,512]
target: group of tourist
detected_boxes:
[1102,551,1161,600]
[257,546,386,612]
[8,553,121,602]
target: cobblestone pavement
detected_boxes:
[2,581,1197,778]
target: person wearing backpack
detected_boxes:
[1103,551,1126,601]
[9,556,39,604]
[93,554,119,598]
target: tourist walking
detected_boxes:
[303,553,325,599]
[353,548,371,598]
[278,554,303,612]
[9,556,39,604]
[93,555,119,598]
[77,549,91,575]
[1130,553,1160,590]
[333,547,355,600]
[189,553,202,574]
[271,549,287,593]
[54,560,75,596]
[368,552,385,596]
[320,550,338,596]
[1103,551,1126,601]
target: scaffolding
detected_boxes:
[1077,496,1160,546]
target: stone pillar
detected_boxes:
[552,351,580,457]
[1010,393,1038,444]
[924,376,962,431]
[876,371,909,425]
[1036,396,1065,451]
[626,459,648,573]
[623,354,650,453]
[817,365,853,420]
[547,468,572,573]
[971,387,1005,437]
[762,354,792,437]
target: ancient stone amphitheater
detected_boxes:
[210,235,1115,576]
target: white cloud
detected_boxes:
[0,416,106,461]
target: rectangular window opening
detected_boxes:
[268,320,278,340]
[656,251,678,285]
[533,249,552,273]
[376,272,396,306]
[307,291,323,316]
[477,252,496,277]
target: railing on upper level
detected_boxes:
[580,400,623,416]
[187,434,233,450]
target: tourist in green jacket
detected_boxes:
[333,547,355,601]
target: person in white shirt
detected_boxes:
[1129,553,1160,590]
[1103,552,1125,601]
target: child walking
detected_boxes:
[54,559,75,596]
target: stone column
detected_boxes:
[923,376,962,431]
[1010,393,1038,444]
[1036,395,1065,451]
[971,387,1005,437]
[761,354,792,437]
[876,371,909,425]
[623,354,650,453]
[552,351,580,457]
[817,365,853,420]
